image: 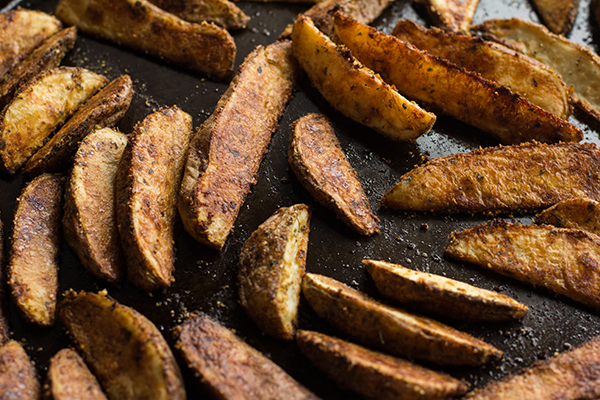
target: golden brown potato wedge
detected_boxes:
[415,0,480,31]
[63,128,128,284]
[363,259,528,322]
[149,0,250,30]
[46,348,108,400]
[292,16,436,142]
[296,330,468,400]
[116,106,192,291]
[0,66,108,174]
[289,114,379,236]
[59,290,186,400]
[381,142,600,214]
[333,14,581,144]
[54,0,236,80]
[238,204,311,340]
[535,198,600,235]
[446,219,600,310]
[8,173,63,327]
[0,341,40,400]
[532,0,580,35]
[302,273,503,366]
[391,20,571,120]
[176,311,321,400]
[0,215,9,345]
[179,40,299,251]
[25,74,133,176]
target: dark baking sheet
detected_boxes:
[2,0,600,398]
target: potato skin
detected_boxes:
[46,348,108,400]
[531,0,580,35]
[0,341,40,400]
[419,0,480,31]
[535,198,600,236]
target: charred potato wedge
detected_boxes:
[415,0,480,31]
[0,341,40,400]
[535,198,600,235]
[46,348,108,400]
[59,290,186,400]
[149,0,250,30]
[0,66,108,174]
[63,128,128,284]
[238,204,311,340]
[8,173,63,326]
[302,273,503,366]
[176,311,321,400]
[364,259,528,322]
[117,106,192,291]
[532,0,580,35]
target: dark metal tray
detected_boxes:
[2,0,600,398]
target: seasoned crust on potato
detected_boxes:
[0,215,9,346]
[149,0,250,30]
[0,341,40,400]
[535,198,600,235]
[416,0,480,31]
[46,348,108,400]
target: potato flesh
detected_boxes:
[536,198,600,236]
[419,0,480,31]
[148,0,250,30]
[47,348,108,400]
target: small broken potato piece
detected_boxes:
[535,198,600,236]
[8,173,63,327]
[0,341,40,400]
[59,290,186,400]
[238,204,311,340]
[148,0,250,30]
[289,114,379,235]
[415,0,480,31]
[364,259,528,322]
[46,348,108,400]
[532,0,580,35]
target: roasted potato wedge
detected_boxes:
[55,0,236,80]
[532,0,580,35]
[415,0,480,31]
[0,341,40,400]
[63,128,128,284]
[302,273,503,366]
[296,330,468,400]
[333,13,581,144]
[149,0,250,30]
[46,348,108,400]
[446,219,600,310]
[179,40,299,251]
[364,259,528,322]
[292,16,436,142]
[8,173,63,326]
[116,106,192,291]
[381,142,600,214]
[0,66,108,174]
[0,213,9,346]
[25,74,133,176]
[289,114,379,236]
[535,198,600,235]
[59,290,186,400]
[238,204,311,340]
[176,311,321,400]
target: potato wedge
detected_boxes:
[0,215,9,345]
[532,0,580,35]
[292,16,436,142]
[535,198,600,235]
[176,311,321,400]
[0,341,40,400]
[116,106,192,291]
[302,273,503,366]
[415,0,480,31]
[238,204,311,340]
[363,259,528,322]
[46,348,108,400]
[8,173,63,326]
[289,114,379,236]
[149,0,250,30]
[296,330,468,400]
[63,128,128,284]
[333,13,581,144]
[25,74,133,176]
[179,40,299,251]
[59,290,186,400]
[0,66,108,174]
[391,20,571,120]
[381,142,600,214]
[446,219,600,310]
[54,0,236,80]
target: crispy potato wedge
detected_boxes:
[238,204,311,340]
[179,40,299,251]
[532,0,580,35]
[8,173,63,326]
[333,14,581,144]
[381,142,600,214]
[446,219,600,310]
[289,114,379,236]
[535,198,600,235]
[63,128,128,284]
[465,335,600,399]
[363,259,528,322]
[0,66,108,174]
[117,106,192,291]
[302,273,503,366]
[415,0,480,31]
[25,74,133,176]
[55,0,236,80]
[296,330,468,400]
[46,348,108,400]
[0,341,40,400]
[149,0,250,30]
[0,216,9,346]
[391,20,571,119]
[175,311,321,400]
[59,290,186,400]
[0,8,62,77]
[292,16,436,142]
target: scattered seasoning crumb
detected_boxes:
[420,223,429,230]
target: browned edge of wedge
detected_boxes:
[0,341,40,400]
[149,0,250,30]
[417,0,481,31]
[535,198,600,236]
[45,348,108,400]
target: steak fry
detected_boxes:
[415,0,480,31]
[149,0,250,30]
[0,341,40,400]
[179,40,299,251]
[381,142,600,214]
[46,348,108,400]
[535,198,600,236]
